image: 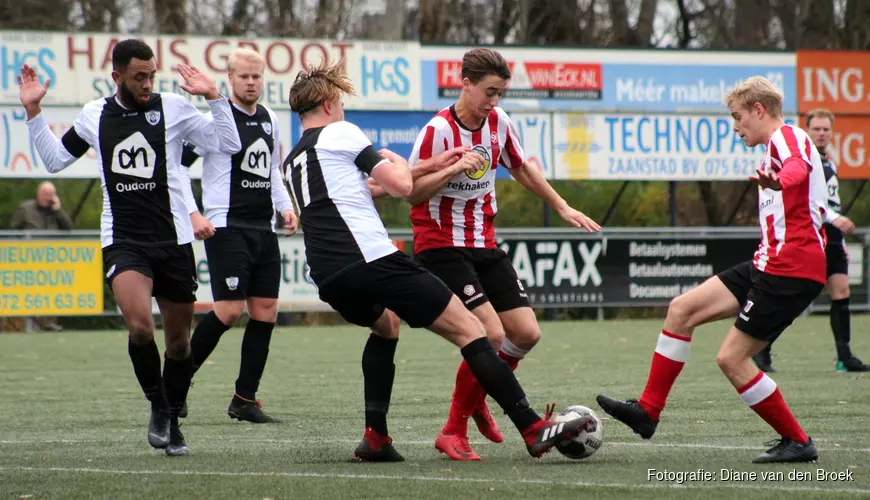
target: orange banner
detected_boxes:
[797,51,870,115]
[806,116,870,179]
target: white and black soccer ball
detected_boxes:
[553,405,603,460]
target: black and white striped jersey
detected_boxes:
[822,152,844,245]
[181,102,293,232]
[27,93,241,247]
[284,121,397,287]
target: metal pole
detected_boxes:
[70,179,97,223]
[725,182,754,226]
[601,181,629,226]
[669,181,677,227]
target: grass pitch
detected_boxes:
[1,316,868,499]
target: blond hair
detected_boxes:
[723,76,783,118]
[289,59,354,116]
[805,108,835,127]
[228,47,265,74]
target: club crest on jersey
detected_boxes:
[262,122,272,135]
[490,131,498,145]
[145,110,161,126]
[226,277,239,291]
[465,145,492,181]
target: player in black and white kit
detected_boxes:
[20,39,242,456]
[283,61,594,462]
[754,108,869,373]
[182,48,297,423]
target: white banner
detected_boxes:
[0,105,291,178]
[191,237,331,312]
[544,113,798,180]
[0,31,420,110]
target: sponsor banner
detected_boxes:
[421,46,795,113]
[797,50,870,115]
[498,237,759,307]
[801,115,870,179]
[551,113,797,180]
[0,105,291,178]
[0,31,419,110]
[0,240,103,316]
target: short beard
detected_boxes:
[119,82,148,109]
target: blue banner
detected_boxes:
[420,60,797,114]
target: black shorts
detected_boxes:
[317,251,453,329]
[826,243,849,277]
[204,227,281,301]
[415,247,530,312]
[718,261,823,343]
[103,242,197,303]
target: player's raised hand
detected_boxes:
[176,64,219,100]
[191,212,216,240]
[557,205,601,232]
[750,168,782,191]
[283,209,299,236]
[18,64,50,116]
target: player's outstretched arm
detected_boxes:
[20,64,91,173]
[509,157,600,232]
[370,149,413,198]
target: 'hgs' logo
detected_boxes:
[240,138,271,179]
[111,132,156,179]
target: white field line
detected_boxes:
[1,438,869,453]
[0,466,867,495]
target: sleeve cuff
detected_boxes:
[26,112,47,128]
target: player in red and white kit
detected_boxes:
[406,48,600,461]
[597,76,825,464]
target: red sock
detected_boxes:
[443,361,475,435]
[499,350,521,370]
[444,352,522,434]
[638,330,691,421]
[738,371,808,443]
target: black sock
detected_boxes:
[235,319,275,401]
[460,337,540,432]
[163,354,193,418]
[128,338,167,411]
[190,312,232,374]
[362,334,398,435]
[831,297,853,361]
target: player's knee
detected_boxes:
[215,302,245,326]
[715,350,737,374]
[667,294,696,328]
[509,325,541,349]
[164,335,191,359]
[372,310,401,339]
[126,317,154,344]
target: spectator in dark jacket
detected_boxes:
[10,181,73,231]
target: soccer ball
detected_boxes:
[553,405,603,460]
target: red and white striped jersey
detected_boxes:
[408,105,525,253]
[753,125,827,283]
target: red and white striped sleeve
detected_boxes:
[496,108,525,169]
[409,116,449,165]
